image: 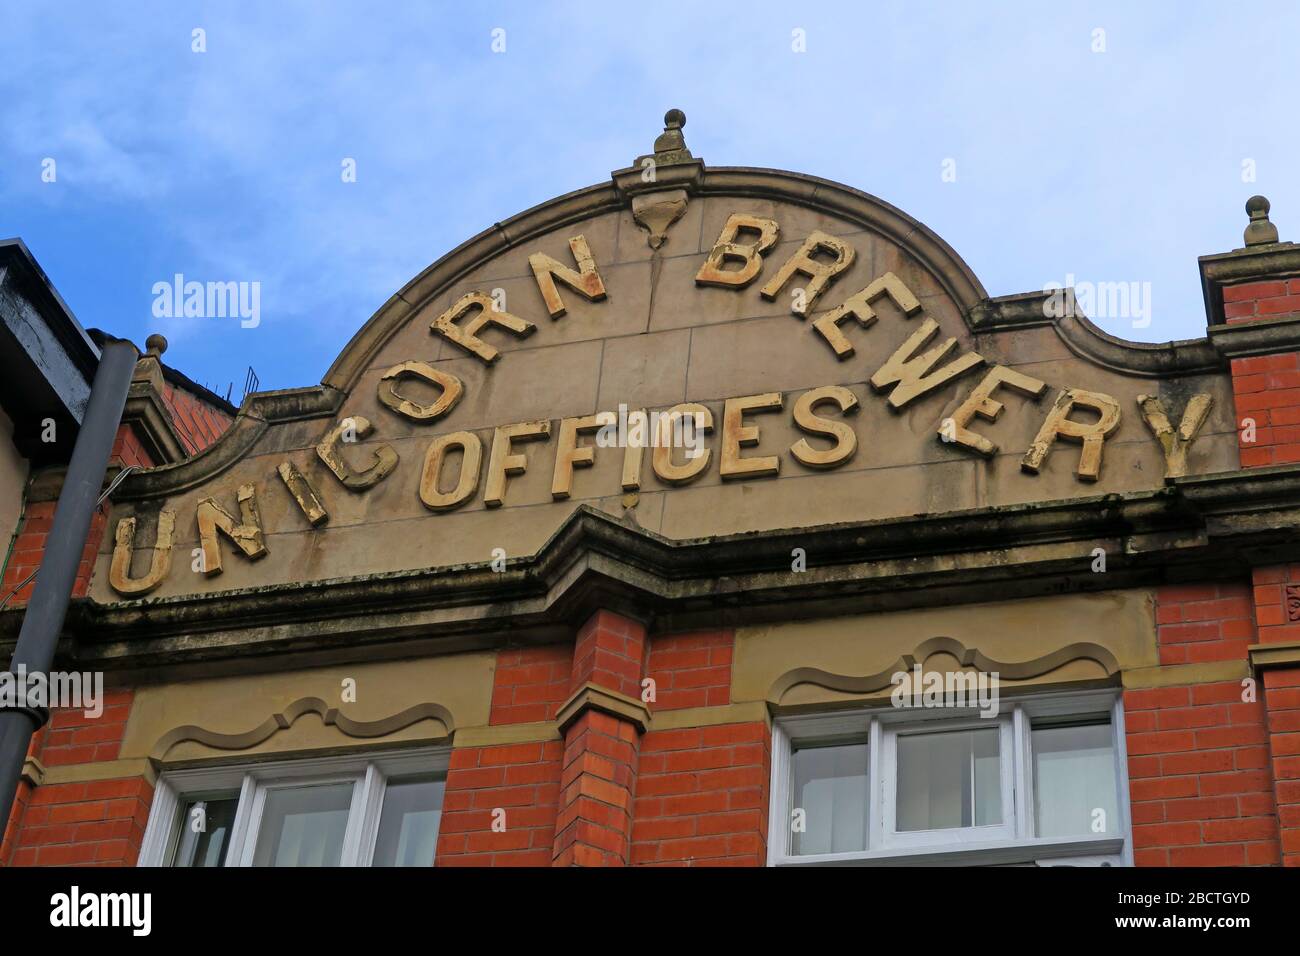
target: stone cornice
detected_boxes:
[20,755,45,788]
[108,385,343,501]
[1207,314,1300,359]
[970,292,1225,377]
[6,463,1300,679]
[611,158,705,198]
[1248,641,1300,672]
[555,682,651,735]
[120,381,187,465]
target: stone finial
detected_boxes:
[123,331,187,462]
[132,332,168,390]
[619,107,703,184]
[616,109,702,244]
[1244,195,1280,246]
[650,109,692,165]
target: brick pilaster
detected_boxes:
[569,609,646,700]
[1200,199,1300,865]
[1259,666,1300,865]
[553,709,640,866]
[551,610,648,866]
[1247,564,1300,865]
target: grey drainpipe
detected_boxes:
[0,338,138,828]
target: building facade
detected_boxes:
[2,113,1299,868]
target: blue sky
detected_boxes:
[1,1,1295,397]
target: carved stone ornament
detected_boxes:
[631,189,689,250]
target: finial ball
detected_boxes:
[664,109,686,130]
[145,333,168,357]
[1246,195,1271,217]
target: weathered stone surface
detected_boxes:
[92,176,1241,606]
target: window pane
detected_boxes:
[1033,722,1117,837]
[896,727,1000,831]
[172,797,238,867]
[372,777,445,867]
[791,742,869,855]
[252,783,354,867]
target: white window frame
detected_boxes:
[767,689,1132,867]
[879,713,1017,849]
[138,747,450,867]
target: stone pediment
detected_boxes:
[97,113,1242,616]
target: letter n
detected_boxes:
[529,235,607,318]
[195,484,268,576]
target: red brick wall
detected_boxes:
[1128,579,1280,865]
[489,645,571,725]
[1,420,141,607]
[110,426,155,470]
[644,629,733,711]
[0,500,106,607]
[162,384,232,455]
[448,618,762,868]
[1223,279,1300,323]
[1154,582,1256,666]
[571,609,645,699]
[435,740,563,867]
[1252,564,1300,646]
[3,691,152,867]
[0,727,45,865]
[1,500,55,606]
[39,691,133,767]
[4,778,153,867]
[1225,282,1300,865]
[1261,667,1300,865]
[631,722,770,866]
[1231,353,1300,467]
[1,416,155,866]
[437,641,572,866]
[1126,680,1278,866]
[1224,278,1300,467]
[0,777,34,866]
